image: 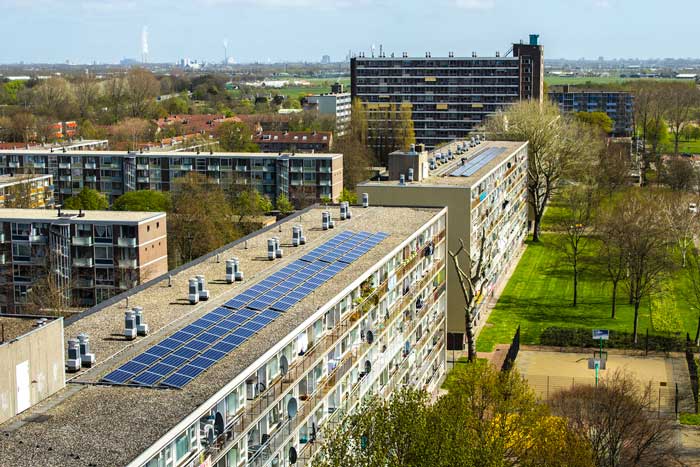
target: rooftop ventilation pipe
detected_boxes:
[273,237,283,258]
[124,310,137,340]
[77,333,95,368]
[133,306,149,336]
[227,258,244,283]
[66,338,81,372]
[408,168,414,182]
[399,174,405,186]
[188,278,200,304]
[362,193,369,208]
[268,238,276,260]
[197,275,210,300]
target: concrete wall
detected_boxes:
[0,318,64,424]
[136,216,168,283]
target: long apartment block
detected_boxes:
[358,140,528,349]
[0,150,343,207]
[351,35,543,149]
[0,209,167,313]
[0,173,54,208]
[548,86,635,136]
[0,205,448,467]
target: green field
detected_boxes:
[476,232,698,352]
[661,140,700,155]
[276,78,350,100]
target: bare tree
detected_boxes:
[550,371,682,467]
[25,271,71,317]
[662,155,697,192]
[664,82,700,156]
[597,141,631,197]
[615,190,672,343]
[73,76,101,120]
[596,202,628,319]
[448,232,485,362]
[662,191,698,267]
[484,100,599,241]
[555,185,597,306]
[104,76,128,123]
[685,245,700,345]
[31,76,76,120]
[126,67,160,118]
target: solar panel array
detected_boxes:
[101,230,389,389]
[450,147,506,177]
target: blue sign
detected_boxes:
[592,329,609,340]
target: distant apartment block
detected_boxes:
[0,209,167,313]
[155,114,242,136]
[306,85,352,136]
[548,86,634,136]
[351,35,544,149]
[253,131,333,153]
[358,140,529,349]
[0,150,344,207]
[0,174,54,208]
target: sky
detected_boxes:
[1,0,699,64]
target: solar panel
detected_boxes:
[450,147,506,177]
[101,230,390,389]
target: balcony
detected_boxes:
[29,234,46,243]
[318,166,332,173]
[119,279,138,290]
[118,258,137,269]
[74,278,95,288]
[84,162,96,169]
[179,165,193,171]
[72,236,94,246]
[8,162,20,168]
[207,165,220,171]
[59,176,72,182]
[59,162,71,169]
[0,254,5,265]
[33,162,45,169]
[117,237,137,248]
[137,164,149,170]
[137,177,149,183]
[207,238,446,464]
[85,176,97,182]
[73,257,93,267]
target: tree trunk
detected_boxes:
[629,283,634,305]
[465,308,476,362]
[573,267,578,307]
[532,214,542,242]
[633,301,640,344]
[611,281,617,319]
[695,314,700,347]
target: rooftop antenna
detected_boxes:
[141,26,149,64]
[371,44,375,58]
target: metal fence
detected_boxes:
[523,374,692,416]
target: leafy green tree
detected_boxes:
[113,190,171,212]
[63,187,109,210]
[338,189,358,204]
[575,111,614,134]
[217,121,259,152]
[275,194,294,214]
[233,189,273,224]
[2,80,25,104]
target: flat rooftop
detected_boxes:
[0,149,342,159]
[0,315,57,343]
[0,173,51,187]
[0,209,165,224]
[361,140,527,188]
[0,205,443,467]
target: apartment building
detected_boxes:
[0,174,54,208]
[0,150,344,207]
[549,86,634,136]
[357,140,528,349]
[0,204,448,467]
[305,86,352,136]
[253,131,333,153]
[0,209,167,313]
[350,35,543,149]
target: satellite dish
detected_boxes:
[366,330,374,344]
[280,355,289,376]
[289,446,298,464]
[287,397,298,417]
[364,360,371,373]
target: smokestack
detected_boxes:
[141,26,149,64]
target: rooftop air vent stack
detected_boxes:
[292,225,306,246]
[408,168,414,182]
[225,259,236,283]
[188,278,200,304]
[346,202,352,219]
[133,306,149,336]
[66,338,81,372]
[197,275,210,300]
[340,202,348,220]
[77,333,95,368]
[362,193,369,208]
[399,174,405,185]
[124,310,137,340]
[409,143,416,154]
[268,238,276,260]
[322,211,330,230]
[233,258,244,281]
[274,237,283,258]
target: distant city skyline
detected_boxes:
[1,0,699,64]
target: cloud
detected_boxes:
[200,0,365,7]
[452,0,495,9]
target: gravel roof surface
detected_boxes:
[0,316,54,343]
[0,205,442,467]
[359,140,526,188]
[0,209,164,223]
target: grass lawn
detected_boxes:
[680,413,700,425]
[476,232,699,352]
[660,140,700,155]
[275,78,350,100]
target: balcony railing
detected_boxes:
[207,240,445,464]
[72,236,94,247]
[73,257,93,267]
[119,279,138,290]
[59,162,71,169]
[118,258,138,269]
[74,278,95,288]
[84,162,96,169]
[117,237,137,248]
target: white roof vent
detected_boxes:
[66,338,81,372]
[292,225,306,247]
[268,238,276,260]
[227,258,244,283]
[197,275,210,301]
[124,310,137,340]
[273,237,283,258]
[77,333,95,368]
[133,306,149,336]
[362,193,369,208]
[188,277,200,304]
